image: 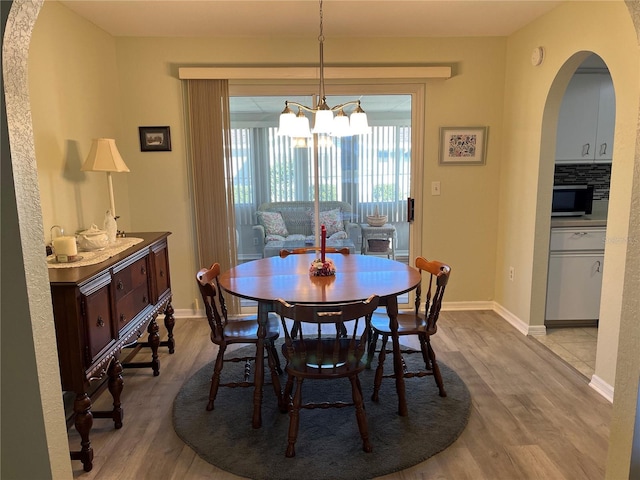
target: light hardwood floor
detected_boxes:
[69,310,611,479]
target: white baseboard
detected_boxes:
[493,301,614,402]
[174,308,204,319]
[442,300,494,311]
[589,374,614,403]
[492,302,532,336]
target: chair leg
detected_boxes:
[418,333,431,370]
[371,334,388,402]
[266,343,286,413]
[350,375,372,453]
[285,377,303,457]
[269,342,283,374]
[283,370,295,408]
[427,340,447,397]
[207,345,226,411]
[365,328,379,369]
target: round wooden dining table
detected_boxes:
[218,252,421,428]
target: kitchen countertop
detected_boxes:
[551,200,608,228]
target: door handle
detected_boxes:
[407,197,415,223]
[582,143,590,157]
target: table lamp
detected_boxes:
[81,138,130,242]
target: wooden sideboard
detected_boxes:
[49,232,174,472]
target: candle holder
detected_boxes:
[309,258,336,277]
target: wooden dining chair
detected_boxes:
[196,263,283,412]
[367,258,451,404]
[279,246,350,258]
[277,246,351,338]
[273,294,379,457]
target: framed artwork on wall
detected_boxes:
[139,126,171,152]
[439,126,488,165]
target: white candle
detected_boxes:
[53,236,78,259]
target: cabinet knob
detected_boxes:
[120,313,126,323]
[582,143,590,157]
[97,316,105,327]
[117,280,124,290]
[599,143,607,156]
[159,270,165,278]
[595,260,601,273]
[142,295,148,304]
[141,266,146,275]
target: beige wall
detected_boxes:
[18,1,640,477]
[498,1,638,386]
[27,3,509,313]
[499,2,639,475]
[30,1,130,241]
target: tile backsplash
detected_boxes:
[554,163,611,200]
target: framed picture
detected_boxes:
[139,126,171,152]
[439,126,488,165]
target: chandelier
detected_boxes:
[277,0,370,138]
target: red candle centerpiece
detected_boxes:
[309,224,335,276]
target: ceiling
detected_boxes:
[59,0,563,38]
[56,0,564,116]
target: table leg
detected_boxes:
[386,296,408,416]
[252,301,269,428]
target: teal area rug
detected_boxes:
[173,343,471,480]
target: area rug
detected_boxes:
[173,343,471,480]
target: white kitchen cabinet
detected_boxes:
[545,252,604,322]
[595,74,615,162]
[555,73,615,164]
[545,226,605,326]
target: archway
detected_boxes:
[535,51,614,396]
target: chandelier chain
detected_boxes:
[318,0,325,105]
[277,0,369,137]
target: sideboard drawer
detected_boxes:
[113,257,149,302]
[116,283,150,331]
[153,244,170,298]
[83,284,116,365]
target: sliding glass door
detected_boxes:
[227,85,423,308]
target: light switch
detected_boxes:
[431,181,441,196]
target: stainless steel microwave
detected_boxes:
[551,185,594,217]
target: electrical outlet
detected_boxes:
[431,181,441,196]
[509,266,515,281]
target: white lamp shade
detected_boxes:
[349,111,371,135]
[330,114,351,137]
[312,109,334,134]
[81,138,130,172]
[291,114,312,138]
[277,110,297,136]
